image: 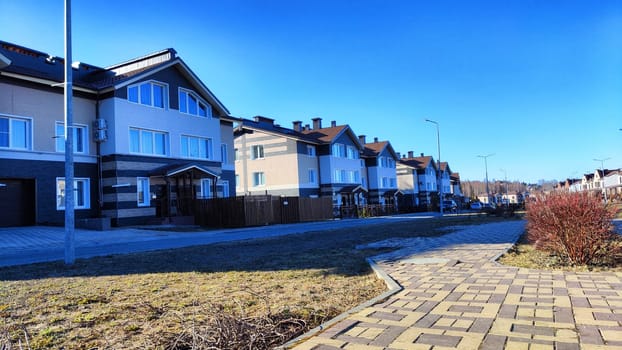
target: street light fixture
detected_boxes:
[477,154,494,204]
[593,157,611,202]
[425,119,442,216]
[500,168,508,204]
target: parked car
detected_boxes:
[470,202,482,210]
[441,200,458,211]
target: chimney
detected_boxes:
[408,151,414,158]
[358,135,366,144]
[312,117,322,130]
[253,115,274,125]
[420,153,424,157]
[305,124,310,131]
[373,137,378,143]
[396,152,401,159]
[331,120,337,127]
[292,120,302,132]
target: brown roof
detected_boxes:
[301,125,348,143]
[399,156,434,170]
[450,172,460,181]
[362,141,388,157]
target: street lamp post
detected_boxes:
[477,154,494,204]
[500,168,508,204]
[594,157,611,202]
[425,119,442,216]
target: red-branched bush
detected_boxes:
[526,191,620,265]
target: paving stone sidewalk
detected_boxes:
[293,221,622,350]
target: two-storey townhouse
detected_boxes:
[399,152,438,209]
[233,116,320,197]
[0,41,234,227]
[603,169,622,199]
[0,42,99,226]
[396,155,420,210]
[581,173,595,192]
[439,162,452,199]
[450,172,462,197]
[360,136,398,206]
[300,118,366,208]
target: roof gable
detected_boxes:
[235,117,320,144]
[302,125,363,149]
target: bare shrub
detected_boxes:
[163,303,308,350]
[526,191,620,265]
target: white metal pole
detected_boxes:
[425,119,442,216]
[64,0,75,265]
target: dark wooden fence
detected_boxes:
[337,204,397,219]
[193,195,333,228]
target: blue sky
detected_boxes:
[2,0,621,183]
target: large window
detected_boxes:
[346,146,358,159]
[56,177,90,210]
[181,135,213,159]
[216,180,230,198]
[200,178,213,198]
[308,169,317,184]
[252,172,265,187]
[221,144,228,164]
[129,128,167,155]
[234,148,240,161]
[128,81,166,108]
[307,145,316,156]
[137,177,150,206]
[0,115,31,150]
[251,145,264,160]
[55,122,87,153]
[332,143,345,158]
[179,89,212,117]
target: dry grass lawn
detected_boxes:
[1,215,508,349]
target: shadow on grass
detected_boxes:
[0,216,521,281]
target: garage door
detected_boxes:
[0,179,35,227]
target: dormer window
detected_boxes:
[127,81,167,108]
[179,88,212,117]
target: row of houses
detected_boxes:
[233,116,463,213]
[0,41,461,227]
[555,168,622,200]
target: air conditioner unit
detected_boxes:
[94,129,107,142]
[93,118,107,130]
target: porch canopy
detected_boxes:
[151,163,219,178]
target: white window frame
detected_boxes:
[137,177,150,207]
[347,146,358,159]
[55,122,88,154]
[332,143,345,158]
[178,88,212,117]
[180,135,213,159]
[200,178,213,198]
[235,175,240,188]
[0,114,32,150]
[127,81,168,109]
[216,180,230,198]
[251,145,264,160]
[308,168,317,184]
[252,172,266,187]
[56,177,90,210]
[129,127,167,156]
[234,148,240,161]
[221,144,228,164]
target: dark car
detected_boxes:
[441,200,457,211]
